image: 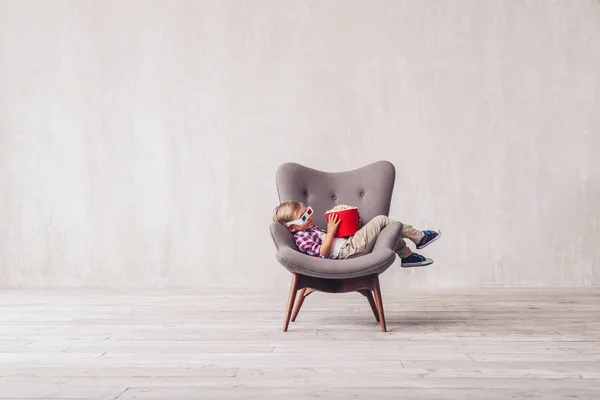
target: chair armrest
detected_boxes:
[275,247,397,279]
[270,222,296,251]
[372,221,403,252]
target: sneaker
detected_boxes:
[416,229,442,249]
[401,253,433,268]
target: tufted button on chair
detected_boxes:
[270,161,402,332]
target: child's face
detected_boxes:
[287,205,314,232]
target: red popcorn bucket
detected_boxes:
[325,207,360,238]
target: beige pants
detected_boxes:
[338,215,423,260]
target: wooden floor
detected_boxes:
[0,289,599,399]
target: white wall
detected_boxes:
[1,0,599,288]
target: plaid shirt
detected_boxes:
[293,226,328,259]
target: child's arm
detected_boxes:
[319,214,341,258]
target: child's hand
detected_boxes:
[327,213,341,233]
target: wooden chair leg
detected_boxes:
[372,275,387,332]
[291,288,307,322]
[357,289,380,323]
[283,274,299,332]
[292,288,316,322]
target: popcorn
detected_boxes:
[326,204,358,213]
[325,204,360,237]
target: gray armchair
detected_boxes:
[270,161,403,332]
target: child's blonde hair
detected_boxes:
[273,200,304,225]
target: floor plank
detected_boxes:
[116,387,600,400]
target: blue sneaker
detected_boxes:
[416,229,442,249]
[401,253,433,268]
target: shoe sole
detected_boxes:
[416,229,442,250]
[401,259,434,268]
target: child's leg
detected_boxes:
[339,215,390,259]
[391,221,435,267]
[339,216,420,259]
[396,222,423,245]
[386,219,425,258]
[392,236,413,258]
[392,219,441,250]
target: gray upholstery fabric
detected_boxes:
[276,161,396,228]
[270,161,403,279]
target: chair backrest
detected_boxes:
[276,161,396,228]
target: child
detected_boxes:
[272,201,441,267]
